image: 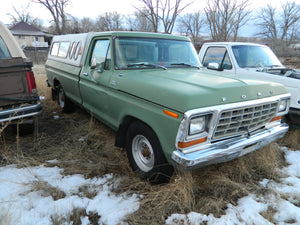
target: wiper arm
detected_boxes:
[270,65,283,68]
[171,63,200,69]
[127,63,167,70]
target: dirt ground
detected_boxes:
[1,65,300,224]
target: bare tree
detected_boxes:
[136,0,193,33]
[256,5,278,41]
[256,1,300,46]
[95,12,123,31]
[280,1,300,42]
[178,11,205,45]
[31,0,70,34]
[65,16,80,34]
[79,17,95,33]
[7,3,42,28]
[204,0,250,41]
[127,10,155,32]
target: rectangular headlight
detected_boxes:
[189,116,206,135]
[278,99,288,112]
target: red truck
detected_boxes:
[0,22,42,134]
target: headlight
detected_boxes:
[189,116,206,135]
[278,99,288,112]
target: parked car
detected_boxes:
[199,42,300,125]
[0,21,42,134]
[46,32,290,183]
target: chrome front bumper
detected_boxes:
[0,103,42,123]
[171,123,289,171]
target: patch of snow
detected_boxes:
[166,150,300,225]
[0,165,139,225]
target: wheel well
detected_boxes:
[53,79,60,89]
[115,116,155,148]
[51,79,60,100]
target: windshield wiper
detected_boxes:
[127,63,167,70]
[270,65,283,68]
[170,63,200,69]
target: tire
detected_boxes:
[126,121,173,183]
[288,113,300,126]
[58,85,75,113]
[51,88,57,101]
[15,119,36,136]
[18,123,34,136]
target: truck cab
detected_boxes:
[199,42,300,125]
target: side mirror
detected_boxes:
[90,57,97,69]
[207,62,223,71]
[90,58,104,73]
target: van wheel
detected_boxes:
[126,121,173,183]
[58,85,74,113]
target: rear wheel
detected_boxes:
[58,85,74,113]
[126,121,173,183]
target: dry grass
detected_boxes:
[124,142,285,224]
[0,65,298,224]
[279,128,300,150]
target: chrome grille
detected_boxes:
[212,101,278,140]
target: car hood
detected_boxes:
[114,68,287,113]
[241,66,300,79]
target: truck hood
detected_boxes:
[114,68,287,113]
[242,66,300,79]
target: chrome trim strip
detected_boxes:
[0,103,42,123]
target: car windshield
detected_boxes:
[0,37,11,59]
[114,37,200,70]
[232,45,282,68]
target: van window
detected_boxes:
[50,41,70,58]
[69,41,76,59]
[74,41,82,60]
[50,42,60,56]
[58,42,70,58]
[0,37,11,59]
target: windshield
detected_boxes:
[114,37,200,69]
[232,45,282,68]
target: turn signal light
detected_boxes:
[270,116,282,122]
[164,109,179,119]
[178,137,207,149]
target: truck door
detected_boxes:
[79,38,113,122]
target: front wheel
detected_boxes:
[126,121,173,183]
[288,113,300,126]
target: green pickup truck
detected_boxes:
[45,32,290,183]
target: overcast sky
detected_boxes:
[0,0,296,25]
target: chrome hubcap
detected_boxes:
[132,135,154,172]
[58,89,65,108]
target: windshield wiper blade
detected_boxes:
[127,63,167,70]
[170,63,200,69]
[270,65,283,68]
